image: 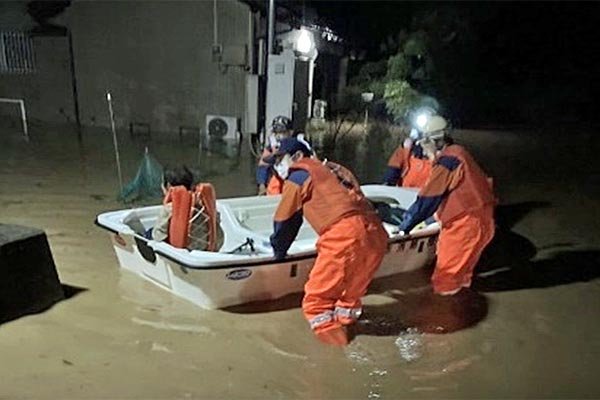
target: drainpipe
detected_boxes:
[261,0,276,144]
[67,30,81,139]
[213,0,218,47]
[247,10,254,72]
[267,0,275,55]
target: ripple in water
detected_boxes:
[345,340,374,365]
[395,327,423,362]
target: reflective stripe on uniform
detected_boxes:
[334,306,362,320]
[308,310,334,329]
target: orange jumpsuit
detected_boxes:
[384,144,432,188]
[257,146,284,195]
[398,145,496,294]
[271,158,388,345]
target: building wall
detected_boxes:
[69,0,251,134]
[0,1,32,30]
[0,36,75,124]
[0,1,74,125]
[0,1,252,135]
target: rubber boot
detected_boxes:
[315,325,348,346]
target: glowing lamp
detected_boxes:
[296,29,314,54]
[416,113,428,128]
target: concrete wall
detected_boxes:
[0,1,74,125]
[0,0,252,135]
[69,0,251,134]
[0,36,75,124]
[0,1,33,30]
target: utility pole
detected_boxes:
[67,30,82,140]
[262,0,275,144]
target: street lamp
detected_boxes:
[293,28,317,126]
[295,28,314,54]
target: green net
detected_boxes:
[118,150,164,203]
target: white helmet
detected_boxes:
[417,116,449,149]
[421,115,448,137]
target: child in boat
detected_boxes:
[151,165,223,251]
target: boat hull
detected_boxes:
[106,230,436,309]
[97,185,439,309]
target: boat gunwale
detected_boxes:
[95,216,438,271]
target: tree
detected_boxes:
[383,80,419,122]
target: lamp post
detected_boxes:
[294,28,316,122]
[361,92,374,132]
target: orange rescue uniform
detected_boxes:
[384,144,432,188]
[257,146,285,195]
[398,144,496,293]
[271,158,388,345]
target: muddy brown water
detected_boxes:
[1,122,599,398]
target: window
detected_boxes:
[0,31,35,74]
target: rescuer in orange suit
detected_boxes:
[266,138,388,346]
[398,116,496,295]
[256,116,294,196]
[257,116,314,196]
[383,128,432,188]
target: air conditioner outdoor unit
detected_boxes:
[205,115,239,142]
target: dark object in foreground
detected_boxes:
[0,224,64,324]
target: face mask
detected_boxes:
[269,135,280,149]
[274,154,293,179]
[419,139,437,160]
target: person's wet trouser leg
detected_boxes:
[433,207,495,294]
[334,216,387,326]
[303,215,387,345]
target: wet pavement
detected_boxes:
[0,120,599,398]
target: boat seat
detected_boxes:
[218,195,318,253]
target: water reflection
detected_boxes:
[3,120,600,398]
[358,289,489,335]
[314,121,402,184]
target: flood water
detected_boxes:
[1,120,599,398]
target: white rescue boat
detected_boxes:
[95,185,439,309]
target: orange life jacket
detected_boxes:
[323,160,363,195]
[402,149,432,188]
[436,145,496,224]
[164,183,218,251]
[266,174,284,195]
[291,158,375,234]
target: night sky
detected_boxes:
[307,1,600,125]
